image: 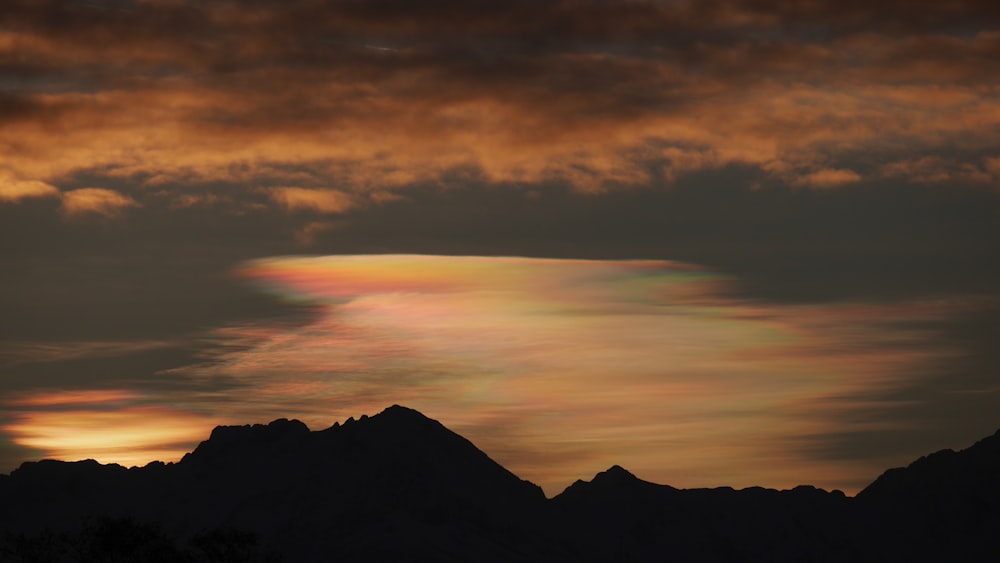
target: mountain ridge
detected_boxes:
[1,405,997,562]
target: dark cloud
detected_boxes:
[0,191,315,342]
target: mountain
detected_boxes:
[1,406,997,562]
[1,406,558,562]
[551,465,854,562]
[853,429,1000,561]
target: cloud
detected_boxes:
[2,403,217,468]
[167,193,231,209]
[0,173,59,203]
[882,157,955,183]
[794,168,863,189]
[985,157,1000,176]
[0,0,995,207]
[0,339,173,364]
[266,187,356,214]
[880,155,1000,184]
[7,389,138,408]
[294,221,339,246]
[59,188,140,218]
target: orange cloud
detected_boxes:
[59,187,140,218]
[0,0,996,215]
[794,168,863,189]
[3,406,215,468]
[294,220,339,246]
[881,156,1000,184]
[7,389,139,408]
[0,49,995,201]
[167,192,231,209]
[0,173,59,203]
[267,187,356,214]
[2,387,217,468]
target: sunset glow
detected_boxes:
[4,396,215,468]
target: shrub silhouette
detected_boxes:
[1,518,278,563]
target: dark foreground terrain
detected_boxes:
[1,405,998,562]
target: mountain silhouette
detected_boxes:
[1,406,997,562]
[853,429,1000,561]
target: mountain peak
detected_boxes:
[585,464,645,487]
[554,464,661,502]
[596,465,637,482]
[376,404,429,421]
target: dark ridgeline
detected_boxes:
[0,406,997,562]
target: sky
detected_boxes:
[1,0,999,496]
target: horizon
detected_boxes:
[7,401,996,499]
[2,1,999,499]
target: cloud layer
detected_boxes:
[1,0,999,210]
